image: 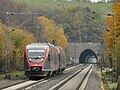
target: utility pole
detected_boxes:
[5,11,11,79]
[78,27,81,43]
[3,12,42,79]
[107,13,118,80]
[74,42,76,65]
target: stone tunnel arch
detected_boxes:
[79,49,98,63]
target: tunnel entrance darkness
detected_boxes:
[79,49,98,63]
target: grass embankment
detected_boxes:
[15,0,112,12]
[101,68,117,90]
[0,71,25,80]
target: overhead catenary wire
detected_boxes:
[79,10,105,29]
[83,28,103,40]
[3,10,43,78]
[0,7,6,13]
[58,0,67,9]
[57,3,104,42]
[10,12,42,31]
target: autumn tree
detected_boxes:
[38,16,68,49]
[112,1,120,75]
[0,21,5,72]
[38,16,55,43]
[54,27,68,49]
[10,29,36,70]
[0,18,37,72]
[104,16,114,54]
[104,1,120,75]
[0,20,15,72]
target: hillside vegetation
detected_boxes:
[0,0,114,74]
[17,0,112,12]
[14,0,113,43]
[7,0,113,44]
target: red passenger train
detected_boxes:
[24,43,66,78]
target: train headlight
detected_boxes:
[41,58,44,61]
[29,58,32,61]
[38,58,44,63]
[28,58,44,63]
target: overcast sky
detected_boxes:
[90,0,107,3]
[90,0,100,3]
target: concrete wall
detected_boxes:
[68,42,101,63]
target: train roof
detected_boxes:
[26,43,49,49]
[26,43,56,49]
[54,46,62,50]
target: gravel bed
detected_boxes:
[84,64,102,90]
[0,78,27,89]
[0,64,75,89]
[25,65,87,90]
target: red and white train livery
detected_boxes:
[24,43,66,78]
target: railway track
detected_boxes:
[49,64,93,90]
[1,64,86,90]
[0,79,29,90]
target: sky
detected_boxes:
[90,0,108,3]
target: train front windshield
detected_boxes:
[27,49,46,63]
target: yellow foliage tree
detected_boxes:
[104,16,114,53]
[38,16,68,49]
[112,1,120,38]
[112,1,120,72]
[38,16,55,43]
[0,21,5,63]
[104,1,120,73]
[55,27,68,49]
[0,21,16,71]
[10,29,36,69]
[0,19,37,71]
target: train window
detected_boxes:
[48,54,50,61]
[28,49,46,59]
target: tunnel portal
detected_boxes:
[79,49,98,63]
